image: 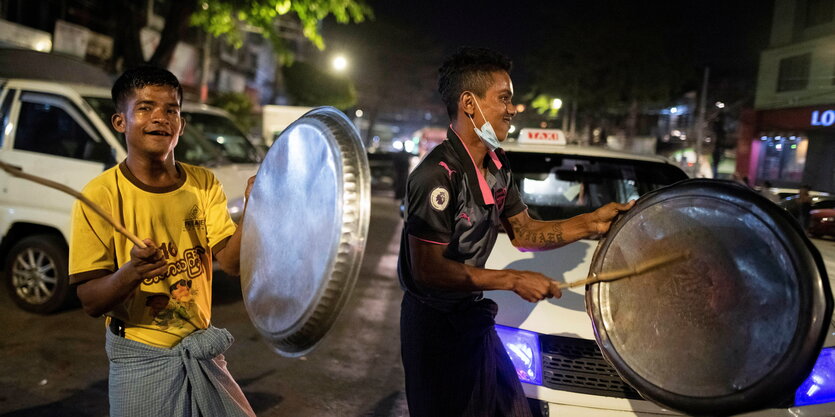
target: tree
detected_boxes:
[526,2,693,143]
[282,61,357,108]
[116,0,372,69]
[209,91,256,130]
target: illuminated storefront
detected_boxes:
[738,106,835,192]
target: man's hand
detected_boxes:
[588,200,636,235]
[509,270,562,302]
[76,238,167,317]
[128,239,167,282]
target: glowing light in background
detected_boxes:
[332,55,348,72]
[404,140,415,153]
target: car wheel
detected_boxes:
[4,235,74,314]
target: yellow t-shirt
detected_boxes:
[69,162,236,348]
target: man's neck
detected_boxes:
[451,117,488,169]
[125,154,179,188]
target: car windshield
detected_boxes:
[183,112,261,163]
[506,151,688,221]
[84,96,240,166]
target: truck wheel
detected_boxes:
[4,235,74,314]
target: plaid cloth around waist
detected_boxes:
[105,325,254,417]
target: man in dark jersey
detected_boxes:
[397,47,634,417]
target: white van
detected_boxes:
[486,140,835,415]
[0,78,259,313]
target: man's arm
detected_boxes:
[503,201,635,252]
[76,240,167,317]
[408,235,561,302]
[214,176,255,276]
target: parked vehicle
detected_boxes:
[0,78,258,313]
[261,104,313,147]
[485,140,835,415]
[779,194,835,227]
[809,200,835,238]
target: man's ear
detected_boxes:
[177,115,186,136]
[111,112,126,133]
[459,91,475,117]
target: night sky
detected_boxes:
[327,0,773,96]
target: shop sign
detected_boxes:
[810,110,835,127]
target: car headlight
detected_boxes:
[795,347,835,406]
[822,217,835,223]
[495,325,542,385]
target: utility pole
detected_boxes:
[694,67,710,177]
[199,33,212,103]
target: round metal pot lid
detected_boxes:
[240,106,370,357]
[586,179,832,416]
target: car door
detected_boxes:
[0,89,115,239]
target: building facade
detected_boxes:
[740,0,835,192]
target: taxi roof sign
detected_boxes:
[517,128,567,145]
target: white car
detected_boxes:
[486,140,835,416]
[0,78,259,313]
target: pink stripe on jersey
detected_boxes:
[412,235,450,246]
[449,125,495,205]
[488,149,502,169]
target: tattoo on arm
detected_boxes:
[510,217,565,246]
[550,222,564,245]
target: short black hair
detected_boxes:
[438,47,512,120]
[112,66,183,111]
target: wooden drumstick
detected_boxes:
[0,160,147,248]
[557,250,691,289]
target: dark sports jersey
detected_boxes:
[397,127,527,311]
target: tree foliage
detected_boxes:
[119,0,372,68]
[191,0,372,64]
[282,61,357,108]
[209,91,256,130]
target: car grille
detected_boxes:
[540,334,643,400]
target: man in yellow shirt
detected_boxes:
[69,66,255,416]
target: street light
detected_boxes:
[332,55,348,72]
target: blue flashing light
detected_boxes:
[795,348,835,406]
[760,136,768,141]
[495,325,542,385]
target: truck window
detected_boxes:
[15,92,112,163]
[183,112,261,163]
[506,152,688,221]
[0,88,16,147]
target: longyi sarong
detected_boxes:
[105,325,255,417]
[400,293,532,417]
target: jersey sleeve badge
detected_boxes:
[430,187,450,211]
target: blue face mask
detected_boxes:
[469,95,501,151]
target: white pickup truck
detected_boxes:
[0,78,260,314]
